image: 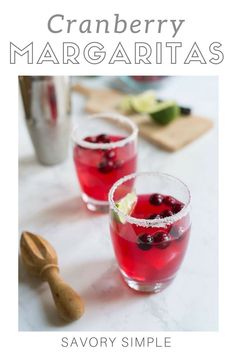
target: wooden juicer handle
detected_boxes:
[20,231,84,322]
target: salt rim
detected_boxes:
[72,112,138,150]
[108,171,191,228]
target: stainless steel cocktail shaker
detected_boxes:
[19,76,71,165]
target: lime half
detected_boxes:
[131,91,157,113]
[119,95,134,113]
[149,101,180,125]
[114,192,137,223]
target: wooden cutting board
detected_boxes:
[72,83,213,152]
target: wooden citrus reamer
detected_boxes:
[20,231,84,322]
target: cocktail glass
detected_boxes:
[72,113,138,212]
[109,172,191,292]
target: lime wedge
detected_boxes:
[119,95,134,113]
[114,192,137,223]
[149,101,180,125]
[131,91,157,113]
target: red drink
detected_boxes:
[110,193,190,289]
[120,76,167,92]
[131,76,164,83]
[109,172,191,292]
[72,113,138,211]
[73,134,137,203]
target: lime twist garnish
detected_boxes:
[114,192,137,223]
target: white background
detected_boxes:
[1,0,235,352]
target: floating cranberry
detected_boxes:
[96,134,111,143]
[160,209,174,218]
[148,213,161,220]
[84,136,98,143]
[153,232,171,249]
[172,203,184,214]
[98,156,122,173]
[137,233,154,250]
[149,193,164,206]
[163,196,176,206]
[104,149,116,160]
[98,158,115,173]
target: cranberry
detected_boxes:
[148,213,161,220]
[96,134,111,143]
[98,156,122,173]
[153,232,171,249]
[172,203,184,214]
[98,158,115,173]
[160,209,174,218]
[84,136,98,143]
[149,193,164,206]
[137,233,154,250]
[104,149,116,160]
[163,196,176,206]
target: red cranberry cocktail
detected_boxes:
[72,113,138,212]
[109,172,191,293]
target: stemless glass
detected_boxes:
[72,113,138,212]
[109,172,191,293]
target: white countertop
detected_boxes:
[19,76,218,331]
